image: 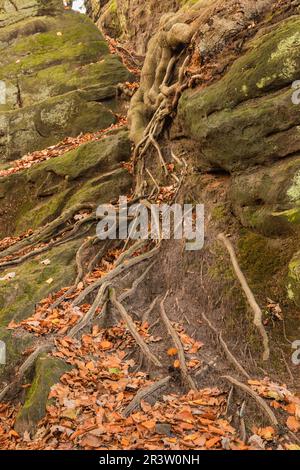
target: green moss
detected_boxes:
[15,354,70,434]
[238,232,283,285]
[0,239,80,325]
[0,327,34,381]
[0,13,108,78]
[178,17,300,171]
[211,204,227,222]
[0,130,132,237]
[287,171,300,202]
[272,207,300,225]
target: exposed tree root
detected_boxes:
[217,233,270,362]
[123,376,171,418]
[69,282,111,338]
[160,292,197,391]
[222,375,278,427]
[110,288,162,368]
[201,311,250,380]
[119,261,155,302]
[0,204,95,260]
[0,343,53,402]
[72,244,160,307]
[49,234,99,310]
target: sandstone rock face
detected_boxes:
[176,11,300,305]
[0,2,133,385]
[0,1,132,161]
[85,0,181,54]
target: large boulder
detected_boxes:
[178,16,300,172]
[0,130,132,237]
[177,13,300,307]
[0,4,132,161]
[0,129,132,382]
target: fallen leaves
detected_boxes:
[287,416,300,433]
[0,119,127,179]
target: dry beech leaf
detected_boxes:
[167,348,178,356]
[287,416,300,432]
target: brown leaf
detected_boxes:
[287,416,300,432]
[80,434,102,448]
[167,348,178,356]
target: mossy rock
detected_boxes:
[230,155,300,235]
[0,89,117,162]
[0,9,132,161]
[0,239,81,327]
[0,130,132,236]
[15,353,70,434]
[178,16,300,171]
[288,251,300,307]
[0,327,34,383]
[0,1,64,28]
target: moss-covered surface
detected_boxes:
[0,239,80,326]
[0,130,132,236]
[230,155,300,235]
[0,327,34,382]
[0,8,132,161]
[15,354,70,434]
[178,17,300,171]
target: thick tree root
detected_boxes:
[72,244,160,307]
[123,376,171,418]
[0,204,95,260]
[160,292,197,391]
[222,375,278,427]
[110,288,162,368]
[217,233,270,361]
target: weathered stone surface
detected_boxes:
[0,327,34,383]
[178,16,300,172]
[0,130,132,236]
[85,0,181,54]
[0,0,64,28]
[230,156,300,236]
[0,130,132,382]
[0,240,80,326]
[0,6,132,161]
[15,354,70,434]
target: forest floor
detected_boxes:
[0,23,300,452]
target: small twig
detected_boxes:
[217,233,270,361]
[160,292,197,391]
[142,297,159,322]
[110,288,162,368]
[280,349,294,384]
[225,386,234,416]
[219,333,250,380]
